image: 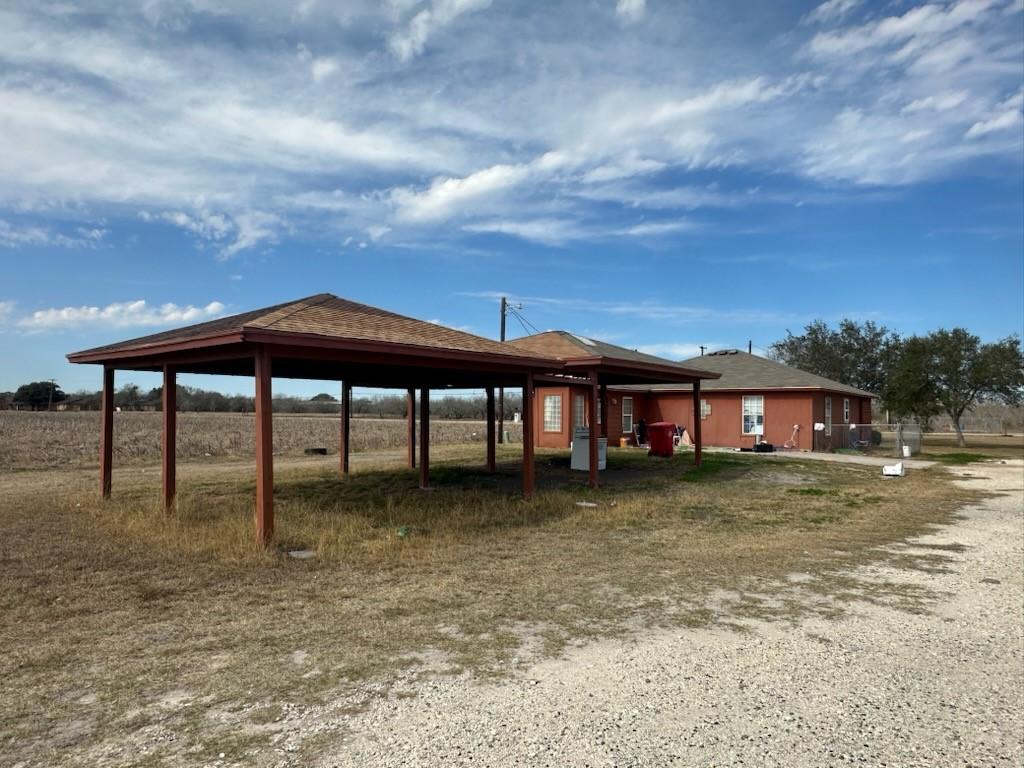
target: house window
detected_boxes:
[543,394,562,432]
[622,396,634,434]
[825,396,832,432]
[742,395,764,435]
[843,398,850,423]
[700,399,711,420]
[574,394,586,429]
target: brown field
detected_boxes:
[0,439,988,767]
[0,411,523,470]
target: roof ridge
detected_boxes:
[246,293,334,330]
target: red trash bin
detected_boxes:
[647,422,675,457]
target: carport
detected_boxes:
[67,293,715,545]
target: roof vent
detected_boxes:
[708,349,740,356]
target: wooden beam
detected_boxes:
[340,381,351,476]
[406,388,416,469]
[162,365,176,511]
[588,376,599,489]
[693,379,702,468]
[419,387,430,489]
[522,373,535,498]
[485,386,496,473]
[100,366,114,499]
[599,383,608,439]
[254,347,274,546]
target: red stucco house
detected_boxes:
[510,334,874,451]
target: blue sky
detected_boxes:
[0,0,1021,397]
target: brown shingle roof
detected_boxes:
[70,294,550,361]
[616,349,874,397]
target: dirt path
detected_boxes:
[312,460,1023,767]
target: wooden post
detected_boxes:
[419,387,430,489]
[100,366,114,499]
[599,383,608,439]
[340,381,351,476]
[254,347,274,546]
[588,377,599,489]
[406,388,416,469]
[162,365,176,511]
[693,379,702,468]
[485,386,496,473]
[522,373,535,498]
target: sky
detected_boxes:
[0,0,1022,398]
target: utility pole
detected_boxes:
[498,296,507,444]
[699,345,706,356]
[46,378,57,412]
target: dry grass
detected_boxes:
[0,444,978,766]
[0,411,522,469]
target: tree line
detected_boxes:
[1,381,523,420]
[769,321,1023,446]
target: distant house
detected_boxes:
[615,349,874,450]
[512,335,874,451]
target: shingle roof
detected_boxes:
[507,331,709,370]
[616,349,874,397]
[70,294,548,360]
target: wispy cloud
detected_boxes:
[17,300,226,331]
[803,0,862,26]
[0,220,105,249]
[389,0,493,62]
[615,0,646,24]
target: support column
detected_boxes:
[406,388,416,469]
[419,387,430,489]
[162,365,176,511]
[692,379,702,468]
[522,373,535,498]
[100,366,114,499]
[599,383,608,439]
[254,347,274,546]
[340,381,351,476]
[588,376,599,489]
[485,386,496,473]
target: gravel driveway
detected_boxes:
[314,461,1023,768]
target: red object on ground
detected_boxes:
[648,422,676,457]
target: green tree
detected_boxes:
[310,393,337,402]
[12,381,66,409]
[769,319,900,394]
[883,330,1024,446]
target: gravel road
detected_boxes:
[314,460,1023,768]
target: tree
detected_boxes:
[310,393,338,402]
[769,319,900,394]
[884,330,1024,446]
[12,381,66,410]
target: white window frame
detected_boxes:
[543,394,562,433]
[574,394,586,430]
[742,395,764,436]
[843,397,850,423]
[700,399,711,420]
[621,396,634,434]
[825,396,832,432]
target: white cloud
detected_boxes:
[17,300,226,331]
[463,218,586,246]
[389,0,492,62]
[804,0,861,25]
[391,160,543,222]
[311,57,340,82]
[0,219,106,249]
[0,300,15,323]
[219,212,280,259]
[965,89,1024,138]
[615,0,646,24]
[901,91,968,113]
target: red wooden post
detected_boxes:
[522,373,535,498]
[254,347,274,546]
[599,383,608,439]
[485,386,496,473]
[406,388,416,469]
[162,365,176,511]
[99,366,114,499]
[419,387,430,489]
[588,376,599,489]
[340,381,351,476]
[692,379,702,467]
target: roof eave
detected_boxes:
[67,330,246,364]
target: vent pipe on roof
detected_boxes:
[748,340,752,354]
[700,345,706,356]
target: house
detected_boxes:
[512,335,873,451]
[505,331,716,448]
[614,349,874,450]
